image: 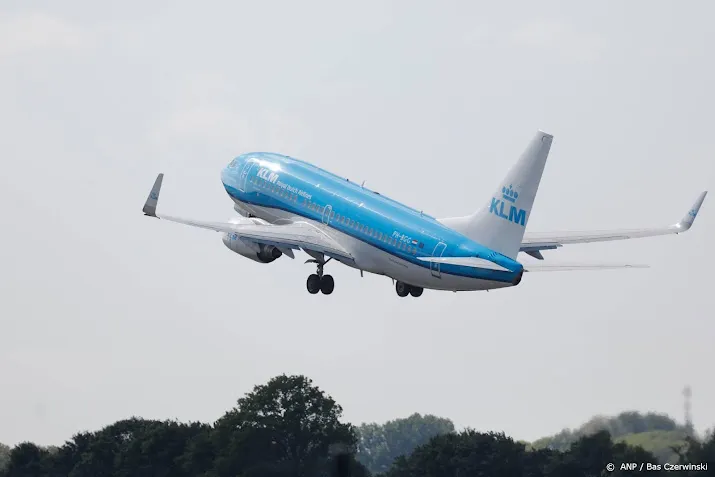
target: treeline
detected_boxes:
[530,411,696,464]
[1,374,713,476]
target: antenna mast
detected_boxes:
[683,385,693,435]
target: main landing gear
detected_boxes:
[305,258,334,295]
[395,281,423,298]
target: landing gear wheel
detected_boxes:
[306,274,321,294]
[395,281,410,297]
[320,275,335,295]
[409,286,423,297]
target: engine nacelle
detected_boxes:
[222,233,283,263]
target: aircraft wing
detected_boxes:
[141,174,354,263]
[520,191,707,259]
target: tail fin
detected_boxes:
[439,130,553,259]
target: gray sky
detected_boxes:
[1,0,713,447]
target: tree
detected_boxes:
[382,430,549,477]
[0,444,10,472]
[381,428,671,477]
[550,430,666,477]
[2,442,51,477]
[356,413,455,474]
[672,431,715,476]
[210,374,367,477]
[530,411,688,462]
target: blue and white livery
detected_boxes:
[142,131,707,297]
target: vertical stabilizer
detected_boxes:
[439,131,553,259]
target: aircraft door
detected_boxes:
[431,241,447,278]
[322,205,333,225]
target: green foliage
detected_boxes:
[383,429,679,477]
[0,375,368,477]
[670,431,715,475]
[209,374,360,477]
[530,411,688,459]
[382,429,553,477]
[616,430,689,464]
[356,413,454,474]
[0,444,10,471]
[1,378,712,477]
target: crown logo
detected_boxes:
[688,209,697,218]
[501,184,518,203]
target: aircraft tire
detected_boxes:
[409,286,423,297]
[320,275,335,295]
[307,274,321,294]
[395,281,410,297]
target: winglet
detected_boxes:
[142,173,164,217]
[673,191,707,232]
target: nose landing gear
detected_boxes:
[305,258,334,295]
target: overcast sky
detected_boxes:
[1,0,713,447]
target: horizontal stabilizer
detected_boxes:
[416,256,513,272]
[523,262,649,272]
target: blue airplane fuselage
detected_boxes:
[220,152,523,290]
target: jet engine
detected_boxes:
[221,216,283,263]
[222,232,283,263]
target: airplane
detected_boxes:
[141,130,707,298]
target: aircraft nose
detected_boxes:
[222,156,242,182]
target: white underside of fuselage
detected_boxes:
[232,200,511,292]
